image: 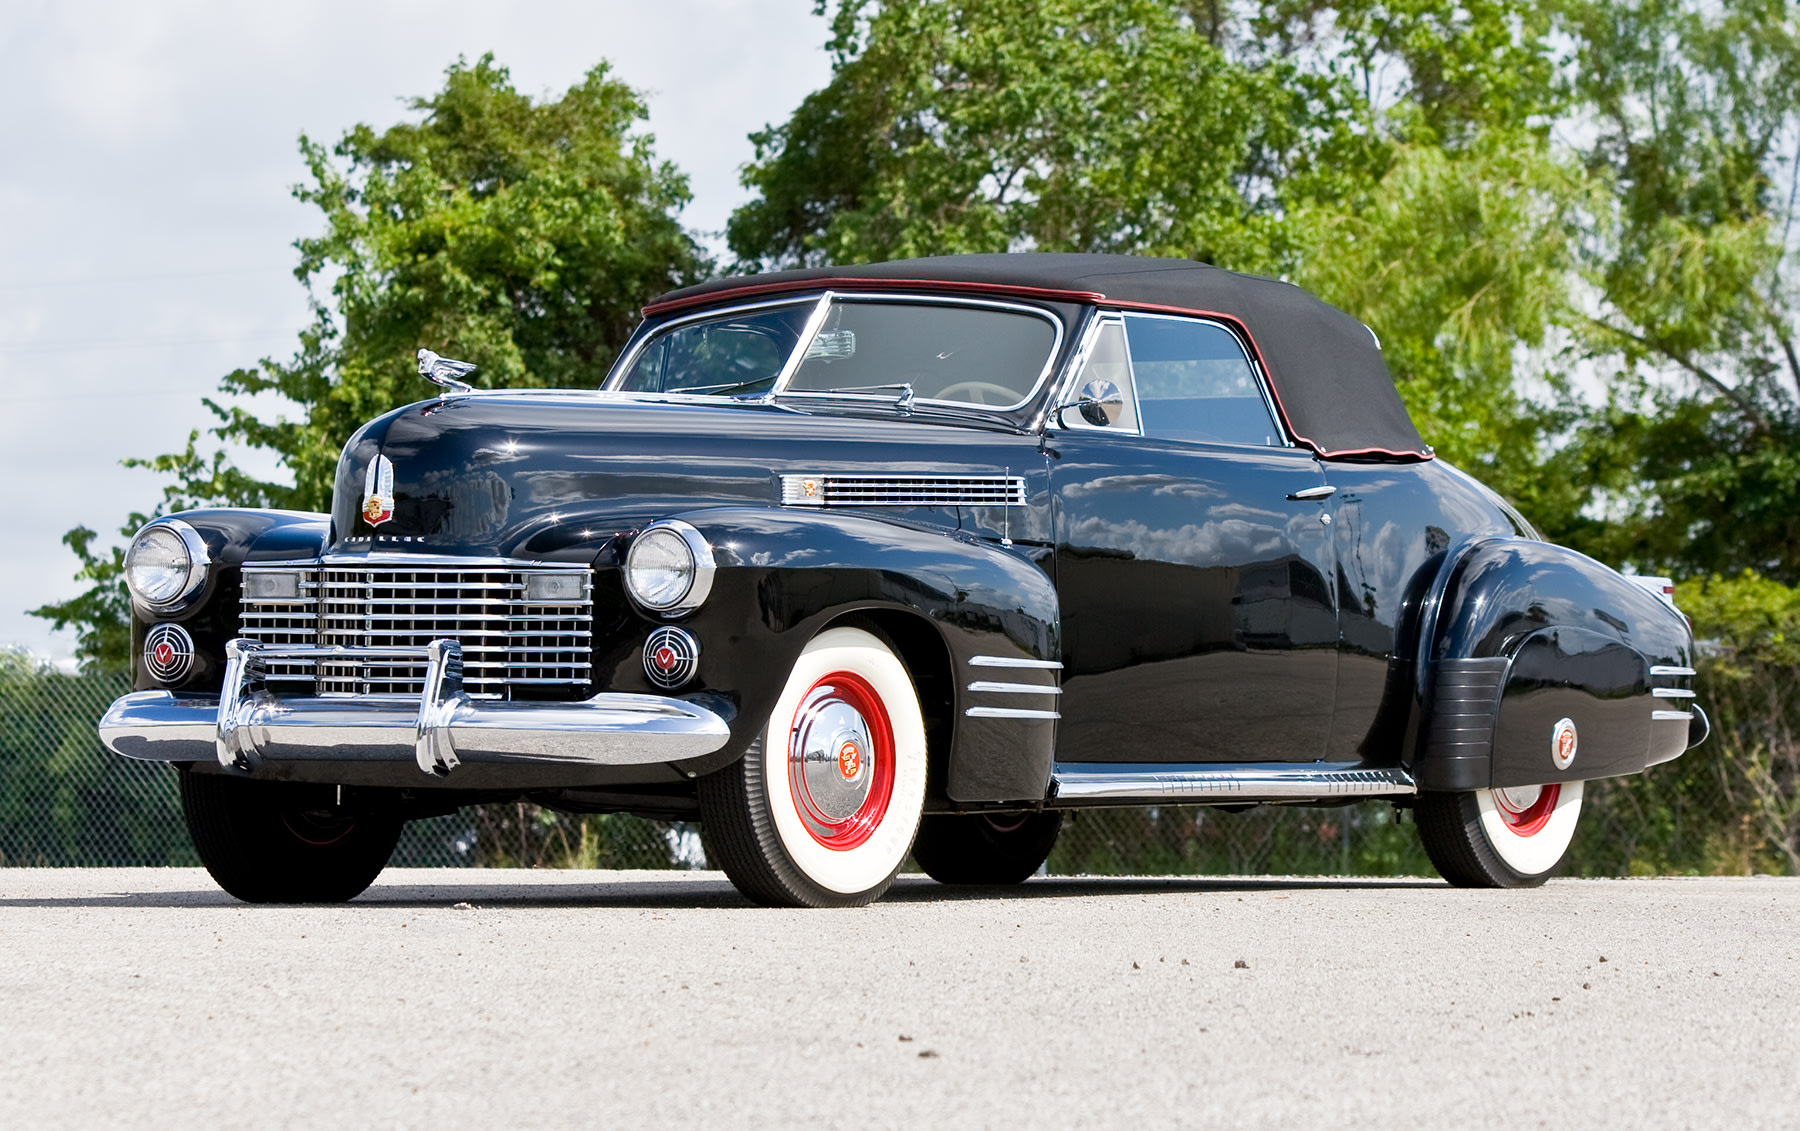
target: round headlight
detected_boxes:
[624,521,715,615]
[124,521,208,608]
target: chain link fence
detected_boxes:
[4,663,1793,876]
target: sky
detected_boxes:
[0,0,834,664]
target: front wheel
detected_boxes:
[180,771,403,903]
[912,811,1063,885]
[1416,780,1585,888]
[698,627,928,907]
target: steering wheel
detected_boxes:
[933,380,1018,406]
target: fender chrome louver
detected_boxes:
[779,473,1026,507]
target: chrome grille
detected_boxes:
[780,473,1026,507]
[238,562,593,698]
[237,569,319,685]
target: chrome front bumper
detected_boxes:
[99,639,730,777]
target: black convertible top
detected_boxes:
[648,253,1428,460]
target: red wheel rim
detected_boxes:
[1493,783,1560,837]
[786,670,895,851]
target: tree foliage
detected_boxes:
[34,55,707,669]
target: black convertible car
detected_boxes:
[100,253,1704,907]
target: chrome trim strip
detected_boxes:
[965,706,1061,720]
[1653,709,1696,722]
[966,681,1062,695]
[1652,687,1697,699]
[1051,762,1416,805]
[1650,665,1697,677]
[968,655,1064,669]
[780,473,1027,508]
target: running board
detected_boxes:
[1049,762,1417,806]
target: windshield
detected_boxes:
[612,303,815,396]
[609,297,1060,409]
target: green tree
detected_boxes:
[35,54,708,668]
[1548,0,1800,583]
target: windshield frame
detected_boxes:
[602,291,1066,416]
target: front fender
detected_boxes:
[1411,537,1695,791]
[648,507,1061,802]
[128,509,331,692]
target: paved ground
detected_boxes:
[0,870,1795,1129]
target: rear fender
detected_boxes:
[1411,537,1694,791]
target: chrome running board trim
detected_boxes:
[1051,762,1417,806]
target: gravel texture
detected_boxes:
[1,869,1795,1128]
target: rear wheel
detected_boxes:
[912,811,1063,885]
[1416,780,1585,888]
[180,770,402,903]
[698,627,928,907]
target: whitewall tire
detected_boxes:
[1417,780,1585,888]
[698,627,928,907]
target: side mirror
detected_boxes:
[1059,379,1125,427]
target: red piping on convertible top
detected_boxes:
[640,279,1433,461]
[641,277,1107,317]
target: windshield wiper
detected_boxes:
[804,382,915,415]
[664,376,777,397]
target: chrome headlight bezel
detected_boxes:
[624,520,716,616]
[124,519,211,610]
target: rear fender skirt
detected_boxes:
[657,507,1062,802]
[1410,537,1695,791]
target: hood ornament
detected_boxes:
[417,348,477,395]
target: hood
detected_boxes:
[329,393,1042,560]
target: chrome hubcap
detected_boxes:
[789,685,875,837]
[1495,785,1543,815]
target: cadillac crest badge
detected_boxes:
[362,454,395,527]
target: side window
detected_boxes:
[1061,320,1139,432]
[1122,314,1282,447]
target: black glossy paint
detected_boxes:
[1046,432,1339,762]
[125,292,1700,814]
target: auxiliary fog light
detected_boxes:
[124,521,209,608]
[523,571,589,604]
[624,520,716,615]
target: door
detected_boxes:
[1049,313,1339,763]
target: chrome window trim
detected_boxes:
[1046,310,1294,448]
[1048,314,1142,436]
[1118,310,1292,450]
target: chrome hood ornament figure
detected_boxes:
[417,348,477,395]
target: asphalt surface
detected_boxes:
[1,869,1795,1129]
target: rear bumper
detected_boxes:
[99,638,731,778]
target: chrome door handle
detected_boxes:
[1288,485,1337,501]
